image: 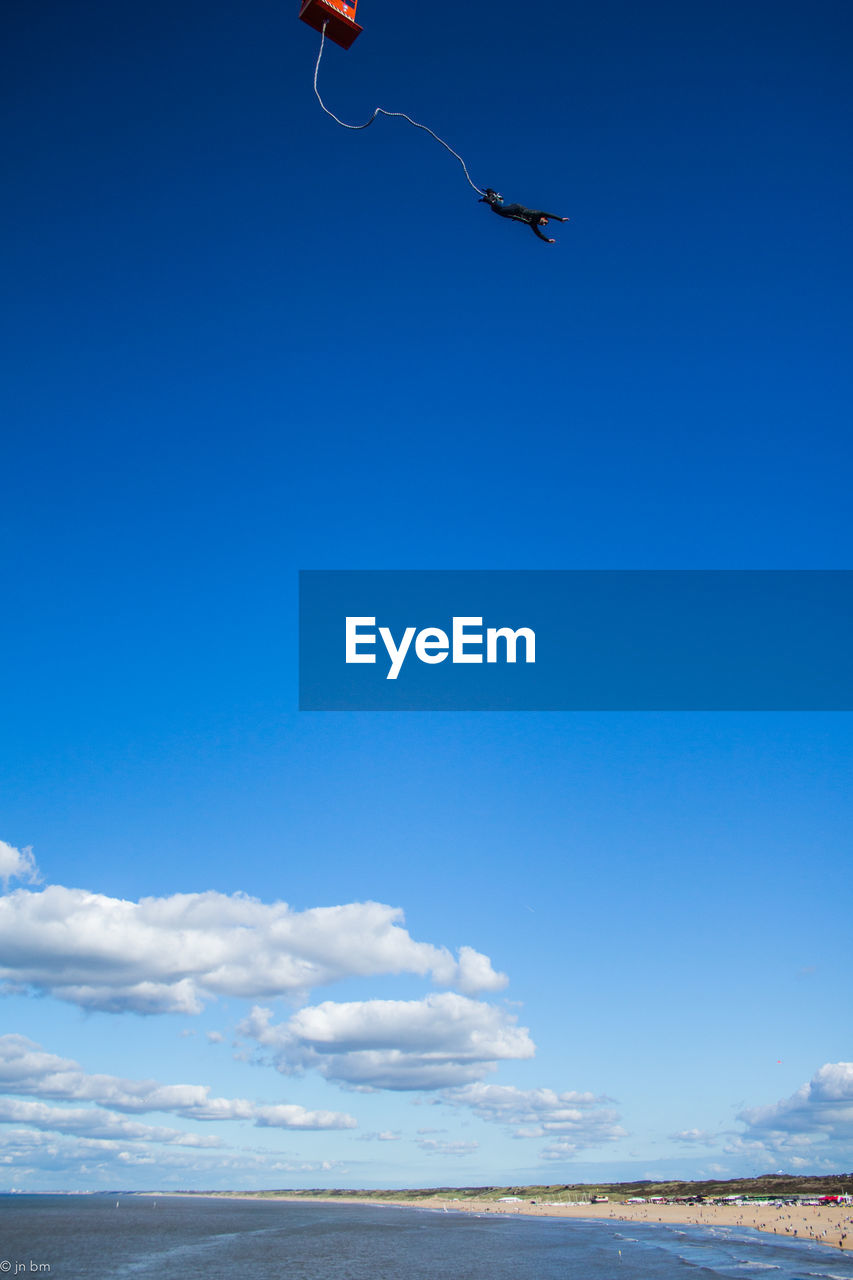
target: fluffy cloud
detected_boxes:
[732,1062,853,1159]
[239,992,535,1090]
[253,1104,354,1130]
[739,1062,853,1135]
[663,1063,853,1171]
[0,887,506,1014]
[0,841,40,889]
[441,1081,626,1158]
[0,1098,222,1147]
[0,1034,356,1131]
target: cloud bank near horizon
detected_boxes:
[729,1062,853,1167]
[666,1063,853,1171]
[2,1125,345,1181]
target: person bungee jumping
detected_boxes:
[479,188,569,243]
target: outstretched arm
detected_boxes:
[530,221,555,242]
[541,213,569,222]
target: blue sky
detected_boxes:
[1,0,851,1190]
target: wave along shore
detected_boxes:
[172,1191,853,1252]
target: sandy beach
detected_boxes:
[395,1195,853,1252]
[211,1192,853,1252]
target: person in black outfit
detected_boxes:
[479,188,569,242]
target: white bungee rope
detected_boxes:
[312,22,487,196]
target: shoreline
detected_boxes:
[149,1191,853,1252]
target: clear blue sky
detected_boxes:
[1,0,851,1190]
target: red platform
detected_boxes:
[299,0,363,49]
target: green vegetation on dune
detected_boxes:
[205,1173,852,1203]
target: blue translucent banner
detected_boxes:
[298,571,853,710]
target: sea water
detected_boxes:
[2,1195,853,1280]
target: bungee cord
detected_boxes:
[312,21,486,196]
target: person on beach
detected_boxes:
[479,188,569,242]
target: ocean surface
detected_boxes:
[2,1195,853,1280]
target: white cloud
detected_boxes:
[0,1034,356,1131]
[539,1137,589,1160]
[0,1098,221,1147]
[441,1081,625,1160]
[0,886,506,1014]
[730,1062,853,1162]
[663,1063,853,1171]
[253,1104,354,1130]
[238,992,535,1091]
[0,841,40,889]
[739,1062,853,1134]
